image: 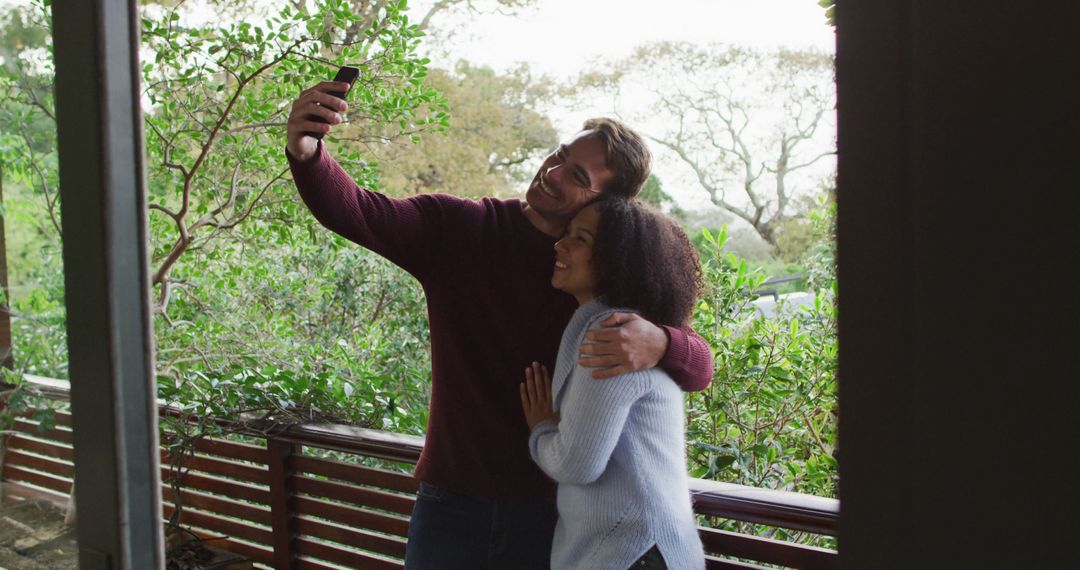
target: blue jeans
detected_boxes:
[404,481,558,569]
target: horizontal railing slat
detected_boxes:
[161,486,272,526]
[160,433,270,464]
[161,451,269,485]
[15,408,72,427]
[3,432,74,461]
[295,538,402,570]
[179,527,274,566]
[293,455,419,494]
[164,505,272,546]
[2,464,72,494]
[700,527,836,569]
[705,555,772,569]
[294,475,415,516]
[296,515,407,559]
[2,447,74,478]
[163,470,270,504]
[10,418,72,444]
[193,436,268,464]
[295,557,347,570]
[294,496,410,538]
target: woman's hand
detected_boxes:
[520,361,560,430]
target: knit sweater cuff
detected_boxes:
[659,325,713,393]
[659,324,688,371]
[527,419,559,464]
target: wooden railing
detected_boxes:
[1,376,838,569]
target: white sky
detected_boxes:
[419,0,835,78]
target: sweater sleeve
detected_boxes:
[287,143,461,280]
[658,325,714,393]
[528,364,650,485]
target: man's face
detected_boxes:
[525,131,615,223]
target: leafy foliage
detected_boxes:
[818,0,836,27]
[686,199,837,544]
[0,0,65,376]
[368,61,557,197]
[139,0,449,313]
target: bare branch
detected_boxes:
[189,162,242,233]
[17,128,63,236]
[225,121,287,133]
[145,118,190,178]
[149,203,181,221]
[648,134,756,225]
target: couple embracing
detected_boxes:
[287,80,707,569]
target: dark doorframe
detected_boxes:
[52,0,163,567]
[837,3,1077,567]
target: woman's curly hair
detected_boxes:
[590,198,703,327]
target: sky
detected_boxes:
[419,0,835,78]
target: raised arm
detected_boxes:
[285,82,458,279]
[577,312,714,391]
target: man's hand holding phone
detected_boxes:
[286,67,359,162]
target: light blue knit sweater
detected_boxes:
[529,299,705,570]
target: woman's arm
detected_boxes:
[523,362,649,485]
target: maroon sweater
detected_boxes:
[289,145,714,499]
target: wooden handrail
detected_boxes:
[13,374,839,536]
[273,423,424,465]
[690,478,838,536]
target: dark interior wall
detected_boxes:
[837,2,1079,567]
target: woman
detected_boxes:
[520,198,706,570]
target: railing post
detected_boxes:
[268,438,300,569]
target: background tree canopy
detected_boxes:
[565,42,835,250]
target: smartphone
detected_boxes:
[307,66,360,140]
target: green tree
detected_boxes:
[363,61,557,198]
[140,0,448,315]
[637,173,685,220]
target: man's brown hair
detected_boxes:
[582,117,652,199]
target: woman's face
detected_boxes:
[552,203,601,305]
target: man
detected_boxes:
[286,81,713,569]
